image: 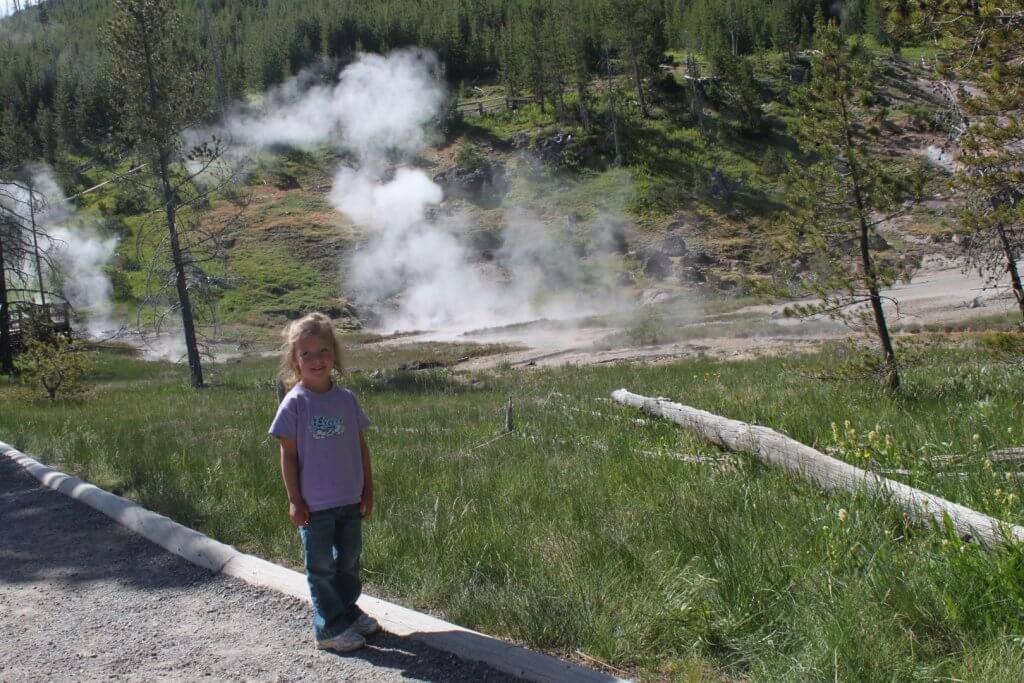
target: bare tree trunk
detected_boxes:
[157,152,204,388]
[996,223,1024,321]
[603,47,623,167]
[28,184,45,305]
[687,56,708,135]
[610,102,622,166]
[620,10,649,119]
[576,80,591,133]
[628,50,649,118]
[553,71,566,122]
[851,165,900,390]
[202,1,225,116]
[0,232,13,375]
[841,94,900,390]
[860,215,900,391]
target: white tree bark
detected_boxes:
[612,389,1024,548]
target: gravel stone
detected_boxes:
[0,457,522,682]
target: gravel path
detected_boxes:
[0,457,521,682]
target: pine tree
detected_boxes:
[709,44,765,136]
[563,0,596,131]
[104,0,209,388]
[606,0,665,118]
[0,106,34,168]
[907,1,1024,322]
[777,20,923,391]
[53,66,79,151]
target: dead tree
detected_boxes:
[0,177,64,374]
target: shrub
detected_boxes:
[454,142,489,172]
[17,336,91,400]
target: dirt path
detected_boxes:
[0,457,519,682]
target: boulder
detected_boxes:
[640,249,672,281]
[684,248,719,267]
[433,161,509,207]
[706,169,731,200]
[657,233,688,257]
[675,264,707,284]
[468,230,502,260]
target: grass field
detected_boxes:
[3,335,1024,681]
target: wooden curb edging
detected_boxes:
[1,441,627,683]
[611,389,1024,548]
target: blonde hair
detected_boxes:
[278,312,344,390]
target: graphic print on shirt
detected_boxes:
[310,415,345,439]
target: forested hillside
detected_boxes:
[1,0,901,170]
[0,0,990,345]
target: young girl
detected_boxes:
[269,312,379,652]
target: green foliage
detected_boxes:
[904,0,1024,322]
[775,19,924,389]
[104,0,209,162]
[103,265,133,302]
[978,331,1024,363]
[625,307,667,346]
[454,142,489,172]
[0,0,858,171]
[670,0,820,55]
[17,335,90,400]
[4,342,1024,678]
[708,45,766,135]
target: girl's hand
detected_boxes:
[289,499,310,527]
[360,490,374,520]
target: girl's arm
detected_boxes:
[279,436,309,526]
[359,430,374,520]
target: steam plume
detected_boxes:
[206,49,633,333]
[0,167,118,338]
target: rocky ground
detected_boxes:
[443,256,1019,370]
[0,457,520,683]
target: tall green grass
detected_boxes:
[3,338,1024,680]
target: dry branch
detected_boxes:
[612,389,1024,548]
[927,448,1024,467]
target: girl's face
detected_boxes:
[294,334,335,391]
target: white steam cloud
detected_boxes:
[193,52,444,160]
[206,49,633,334]
[0,167,119,338]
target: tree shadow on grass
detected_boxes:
[622,121,789,220]
[450,119,516,152]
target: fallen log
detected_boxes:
[612,389,1024,548]
[927,447,1024,467]
[881,468,1024,480]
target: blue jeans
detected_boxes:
[299,503,365,641]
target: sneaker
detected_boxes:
[316,627,365,653]
[352,613,381,637]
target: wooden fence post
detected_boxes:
[505,397,515,433]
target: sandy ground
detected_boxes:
[446,258,1019,370]
[0,457,520,683]
[197,252,1017,370]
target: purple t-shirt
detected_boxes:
[268,384,371,512]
